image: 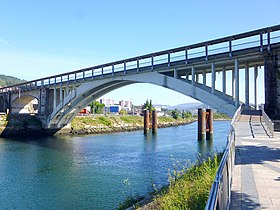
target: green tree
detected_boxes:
[182,110,192,119]
[171,109,180,120]
[89,101,105,114]
[142,99,155,120]
[119,109,127,115]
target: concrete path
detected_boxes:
[230,114,280,209]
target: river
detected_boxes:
[0,121,230,209]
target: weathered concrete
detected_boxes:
[230,114,280,209]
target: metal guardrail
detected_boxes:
[260,106,274,138]
[0,25,280,93]
[205,104,245,210]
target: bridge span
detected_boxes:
[0,25,280,128]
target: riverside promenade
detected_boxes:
[230,112,280,209]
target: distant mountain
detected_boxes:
[155,102,207,111]
[0,75,26,87]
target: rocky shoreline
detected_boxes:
[0,115,196,137]
[56,119,196,135]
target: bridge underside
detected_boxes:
[48,71,236,128]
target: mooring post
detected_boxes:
[152,110,157,134]
[206,109,213,140]
[144,109,149,134]
[198,108,205,140]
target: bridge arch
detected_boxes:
[11,95,39,114]
[48,71,236,128]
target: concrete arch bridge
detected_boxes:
[0,25,280,129]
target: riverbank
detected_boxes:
[0,114,230,137]
[0,114,196,137]
[56,115,196,135]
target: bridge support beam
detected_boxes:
[203,70,206,86]
[192,66,195,96]
[211,63,216,94]
[254,65,258,109]
[264,54,280,119]
[53,87,57,111]
[232,68,235,99]
[245,62,249,108]
[235,59,239,107]
[222,66,226,94]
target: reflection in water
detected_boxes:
[0,121,230,209]
[144,131,157,152]
[197,139,214,160]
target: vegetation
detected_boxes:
[119,154,222,210]
[150,155,220,209]
[119,109,127,115]
[181,111,192,119]
[213,112,230,120]
[117,195,144,210]
[171,109,180,119]
[89,100,105,114]
[0,74,26,87]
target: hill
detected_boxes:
[0,75,26,87]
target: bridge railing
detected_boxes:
[260,105,274,138]
[205,104,245,210]
[0,25,280,93]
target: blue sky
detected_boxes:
[0,0,280,105]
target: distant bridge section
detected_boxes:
[0,25,280,128]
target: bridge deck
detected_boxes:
[230,113,280,209]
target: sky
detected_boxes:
[0,0,280,106]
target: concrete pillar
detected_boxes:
[60,86,63,105]
[152,110,157,134]
[235,59,239,107]
[191,66,195,85]
[144,110,149,134]
[174,68,177,79]
[192,66,195,96]
[198,108,205,140]
[53,87,57,111]
[66,84,69,95]
[232,68,235,98]
[196,73,199,83]
[264,54,279,119]
[206,109,213,140]
[203,70,206,86]
[254,65,258,109]
[245,62,250,108]
[222,66,226,94]
[211,62,216,94]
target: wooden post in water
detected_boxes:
[197,108,205,140]
[206,109,213,140]
[144,109,149,134]
[152,110,157,134]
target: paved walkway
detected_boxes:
[230,113,280,209]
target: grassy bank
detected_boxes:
[118,154,221,210]
[67,115,195,135]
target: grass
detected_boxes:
[118,154,222,210]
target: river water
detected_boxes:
[0,121,230,209]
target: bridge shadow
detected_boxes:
[235,144,280,165]
[0,114,60,138]
[230,191,261,209]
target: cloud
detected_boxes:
[0,38,12,48]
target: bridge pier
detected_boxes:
[197,108,205,140]
[152,110,157,134]
[144,109,149,134]
[264,53,280,119]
